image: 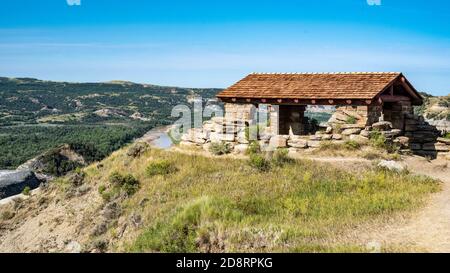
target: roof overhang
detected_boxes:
[217,72,424,106]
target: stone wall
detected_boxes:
[224,103,256,122]
[328,105,382,129]
[179,102,448,159]
[395,113,445,157]
[180,116,252,153]
[383,101,413,130]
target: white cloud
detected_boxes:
[66,0,81,6]
[367,0,381,6]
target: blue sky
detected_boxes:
[0,0,449,95]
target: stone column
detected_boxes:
[269,105,279,135]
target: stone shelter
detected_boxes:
[180,72,449,158]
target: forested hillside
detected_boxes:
[0,77,220,169]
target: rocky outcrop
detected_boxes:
[17,144,86,177]
[0,170,41,199]
[393,114,442,157]
[426,119,450,133]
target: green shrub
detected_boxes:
[343,140,360,150]
[208,142,232,156]
[146,159,178,176]
[127,142,150,158]
[346,116,357,124]
[272,148,294,166]
[22,186,31,196]
[109,171,125,185]
[443,132,450,139]
[369,130,399,153]
[101,190,114,202]
[249,154,271,171]
[108,172,140,196]
[246,141,261,155]
[98,185,106,194]
[1,210,15,220]
[369,130,387,149]
[67,169,85,187]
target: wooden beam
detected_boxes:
[217,97,376,106]
[379,94,411,102]
[400,80,421,100]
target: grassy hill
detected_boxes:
[0,143,440,252]
[415,92,450,120]
[0,77,220,169]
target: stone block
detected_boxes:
[409,143,422,150]
[423,142,450,152]
[437,137,450,145]
[342,128,361,135]
[193,138,206,144]
[341,124,366,129]
[287,139,308,148]
[349,134,369,143]
[372,121,392,131]
[393,136,410,148]
[360,130,370,137]
[308,140,321,148]
[233,144,249,154]
[269,135,287,148]
[382,129,401,138]
[220,134,235,142]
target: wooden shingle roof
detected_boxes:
[217,72,420,102]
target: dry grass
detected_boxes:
[317,140,400,160]
[77,145,440,253]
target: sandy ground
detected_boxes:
[0,185,103,253]
[307,155,450,252]
[359,156,450,252]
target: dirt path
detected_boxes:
[302,155,450,252]
[363,156,450,252]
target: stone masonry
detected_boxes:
[179,102,450,159]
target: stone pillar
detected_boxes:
[329,105,374,127]
[224,103,255,123]
[269,105,279,135]
[368,105,383,125]
[381,101,411,130]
